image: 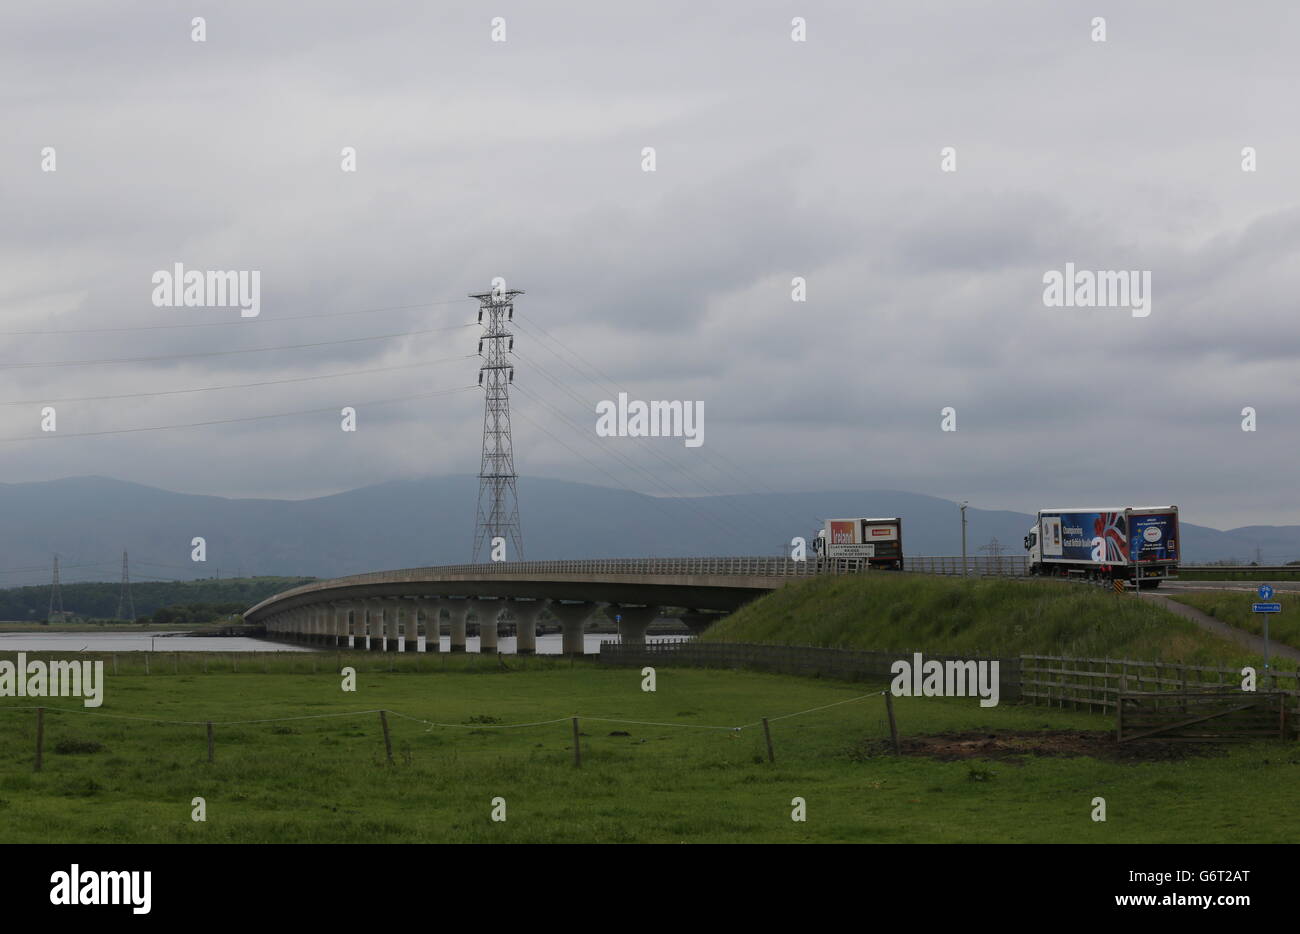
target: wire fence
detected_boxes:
[1,686,894,773]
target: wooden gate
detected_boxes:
[1117,690,1288,743]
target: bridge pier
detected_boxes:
[509,599,548,655]
[445,599,470,653]
[382,598,400,652]
[346,603,360,649]
[337,602,349,648]
[420,598,443,652]
[365,599,385,651]
[399,599,414,652]
[384,599,401,651]
[467,598,501,654]
[679,610,723,636]
[608,604,660,647]
[549,601,603,656]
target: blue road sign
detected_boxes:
[1258,585,1275,600]
[1253,603,1282,613]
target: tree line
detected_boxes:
[0,577,316,622]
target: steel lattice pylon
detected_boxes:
[117,548,136,621]
[47,554,64,622]
[470,288,524,562]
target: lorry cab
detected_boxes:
[1023,527,1038,564]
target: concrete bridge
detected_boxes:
[242,557,861,654]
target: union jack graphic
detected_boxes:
[1092,512,1128,562]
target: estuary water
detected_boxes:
[0,632,684,654]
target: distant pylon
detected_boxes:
[470,285,524,562]
[117,549,136,621]
[47,554,64,622]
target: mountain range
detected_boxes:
[1,475,1296,585]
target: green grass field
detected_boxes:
[0,659,1296,843]
[1167,592,1300,649]
[701,573,1262,665]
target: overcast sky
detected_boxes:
[2,1,1298,531]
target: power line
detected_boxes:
[511,349,784,545]
[511,315,812,539]
[0,384,479,443]
[0,323,476,371]
[0,297,478,337]
[0,353,475,406]
[506,399,718,537]
[511,383,758,543]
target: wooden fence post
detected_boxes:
[884,691,901,754]
[762,717,775,763]
[207,722,215,763]
[112,654,117,676]
[144,654,150,676]
[572,717,582,768]
[379,710,393,764]
[34,707,45,772]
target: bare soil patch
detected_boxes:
[858,729,1226,763]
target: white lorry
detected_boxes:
[1024,506,1179,588]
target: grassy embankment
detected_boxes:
[1,658,1297,844]
[1166,592,1300,649]
[700,572,1267,667]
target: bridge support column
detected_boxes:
[365,600,385,651]
[467,598,501,654]
[445,600,469,653]
[400,598,419,652]
[332,603,345,648]
[550,602,602,656]
[346,603,360,649]
[382,600,396,652]
[679,610,722,636]
[383,599,401,652]
[510,599,547,655]
[608,604,660,647]
[420,599,443,652]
